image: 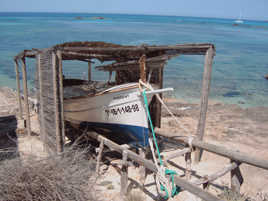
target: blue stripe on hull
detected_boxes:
[82,122,149,147]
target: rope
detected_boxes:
[142,89,179,198]
[139,80,191,136]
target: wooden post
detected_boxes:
[185,151,192,180]
[37,54,46,149]
[57,51,65,150]
[52,51,63,153]
[121,150,128,197]
[230,160,243,193]
[195,46,215,163]
[138,148,146,185]
[88,131,224,201]
[21,57,31,136]
[14,59,23,119]
[88,61,91,81]
[155,65,164,127]
[96,139,104,175]
[139,54,146,83]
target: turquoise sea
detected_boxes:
[0,12,268,107]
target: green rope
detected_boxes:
[142,90,180,198]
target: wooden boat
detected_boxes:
[64,81,172,147]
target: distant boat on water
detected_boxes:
[234,11,244,24]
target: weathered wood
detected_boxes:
[88,61,91,81]
[230,160,243,193]
[120,150,128,196]
[21,57,31,136]
[87,131,223,201]
[59,43,214,56]
[195,46,215,163]
[57,51,65,151]
[193,162,238,185]
[14,60,23,119]
[163,148,191,161]
[155,66,164,127]
[96,139,104,175]
[155,128,268,170]
[37,54,46,149]
[185,152,192,180]
[52,52,63,153]
[138,148,146,185]
[96,55,169,72]
[139,54,146,83]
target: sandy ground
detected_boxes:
[1,87,267,200]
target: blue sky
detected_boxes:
[1,0,268,20]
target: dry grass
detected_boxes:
[126,190,145,201]
[219,188,268,201]
[219,188,249,201]
[0,147,97,201]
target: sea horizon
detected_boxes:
[0,12,268,107]
[1,11,268,22]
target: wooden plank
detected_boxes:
[21,57,31,136]
[14,60,22,119]
[230,160,243,193]
[87,131,223,201]
[120,150,128,196]
[155,128,268,170]
[195,46,215,163]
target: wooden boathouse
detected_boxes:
[14,41,215,154]
[14,42,268,201]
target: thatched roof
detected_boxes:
[14,41,215,63]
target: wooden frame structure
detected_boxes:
[14,41,215,154]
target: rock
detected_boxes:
[265,74,268,80]
[222,91,241,97]
[75,16,83,20]
[92,16,105,20]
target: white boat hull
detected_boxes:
[64,83,150,146]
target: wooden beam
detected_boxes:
[60,43,214,55]
[95,55,169,72]
[162,148,191,161]
[87,131,223,201]
[21,57,31,136]
[14,60,23,119]
[195,46,215,163]
[193,162,238,185]
[155,128,268,171]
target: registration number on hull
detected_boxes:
[105,104,139,117]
